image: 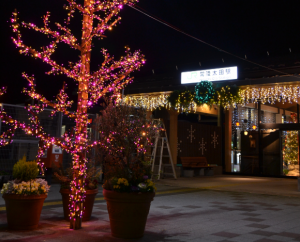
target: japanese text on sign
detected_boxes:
[181,66,238,84]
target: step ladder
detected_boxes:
[148,119,177,180]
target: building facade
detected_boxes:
[124,61,300,178]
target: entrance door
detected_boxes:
[240,131,259,175]
[261,130,280,176]
[241,130,281,176]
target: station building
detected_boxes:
[123,58,300,178]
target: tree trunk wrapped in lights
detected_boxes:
[0,0,145,230]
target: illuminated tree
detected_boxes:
[0,0,145,230]
[283,131,298,168]
[283,113,299,175]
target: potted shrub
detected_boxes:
[54,164,101,221]
[1,156,50,230]
[95,102,159,239]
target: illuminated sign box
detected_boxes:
[181,66,238,84]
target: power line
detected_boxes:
[128,4,298,78]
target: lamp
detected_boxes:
[244,131,248,136]
[236,122,240,127]
[252,125,256,130]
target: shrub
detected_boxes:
[95,102,159,192]
[12,156,39,182]
[53,163,101,190]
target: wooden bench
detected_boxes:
[180,157,216,176]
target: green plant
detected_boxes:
[213,85,242,108]
[12,156,39,182]
[105,177,156,193]
[167,88,195,112]
[54,163,101,190]
[53,165,72,189]
[1,156,49,195]
[283,169,289,175]
[167,90,180,107]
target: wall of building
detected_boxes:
[177,121,222,166]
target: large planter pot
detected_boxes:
[60,188,98,221]
[2,193,47,230]
[103,189,155,239]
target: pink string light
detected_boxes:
[1,0,144,230]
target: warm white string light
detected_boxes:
[123,84,300,113]
[122,93,198,113]
[240,85,300,104]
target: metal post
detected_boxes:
[298,130,300,176]
[0,104,3,135]
[258,100,262,175]
[221,106,225,172]
[57,112,63,138]
[297,104,299,123]
[233,108,237,165]
[217,106,221,127]
[297,104,300,176]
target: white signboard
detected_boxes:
[52,145,62,154]
[181,66,238,84]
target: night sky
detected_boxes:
[1,0,300,104]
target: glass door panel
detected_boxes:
[240,131,259,175]
[262,130,280,176]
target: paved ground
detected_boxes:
[157,176,300,198]
[1,175,300,242]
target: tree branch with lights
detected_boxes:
[1,0,145,230]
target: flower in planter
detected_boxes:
[130,185,139,192]
[1,179,50,195]
[104,176,156,193]
[1,156,50,230]
[1,156,50,196]
[137,179,156,192]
